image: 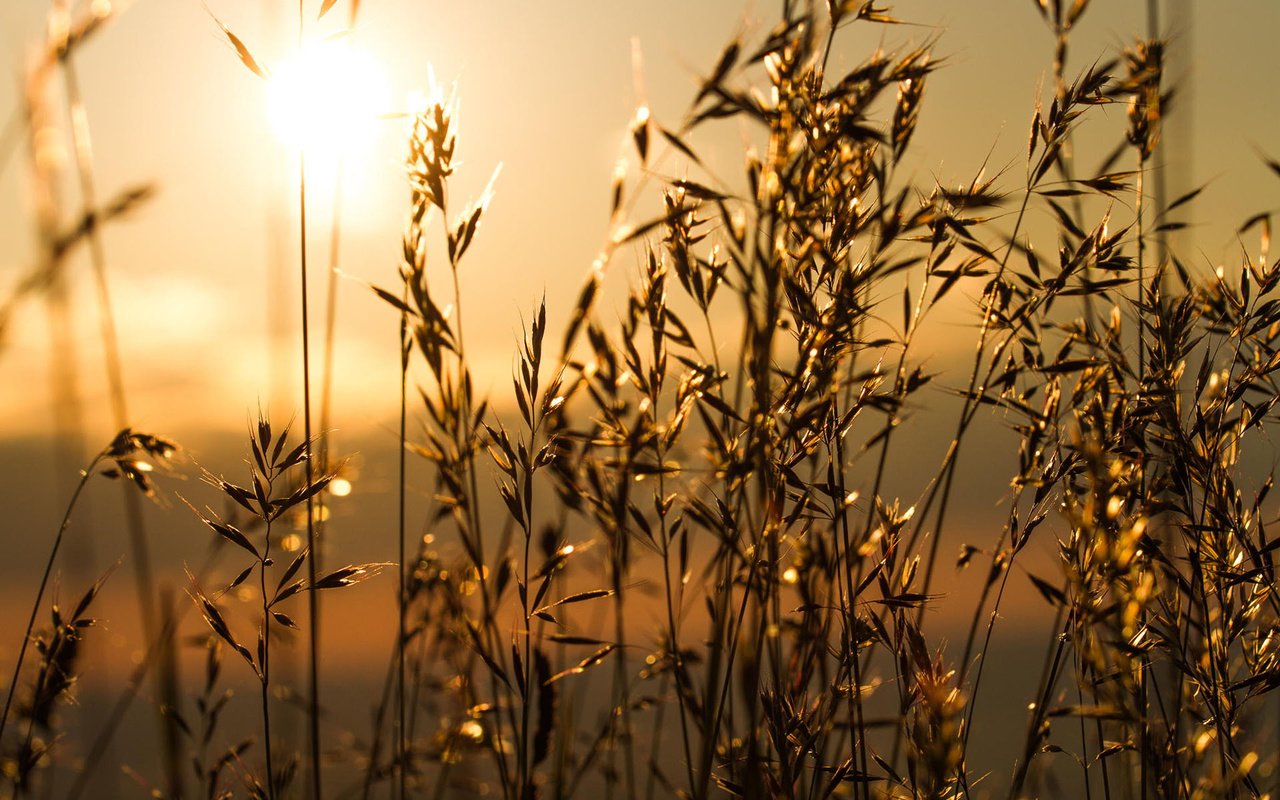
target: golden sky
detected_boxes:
[3,5,1280,789]
[4,0,1279,447]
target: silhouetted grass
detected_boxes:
[8,1,1280,798]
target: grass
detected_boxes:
[5,0,1280,798]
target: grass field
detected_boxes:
[5,1,1280,798]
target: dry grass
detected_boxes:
[6,1,1280,798]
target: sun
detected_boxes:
[266,37,388,156]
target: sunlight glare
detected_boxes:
[266,38,388,156]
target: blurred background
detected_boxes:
[2,0,1278,795]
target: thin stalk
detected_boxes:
[830,429,869,800]
[444,206,511,795]
[1136,164,1147,393]
[60,58,171,790]
[516,376,550,800]
[657,453,697,795]
[358,640,398,800]
[260,519,277,800]
[1074,645,1095,800]
[696,529,761,800]
[1135,153,1150,800]
[300,143,323,800]
[295,3,322,792]
[318,161,344,457]
[0,449,105,745]
[19,620,69,798]
[314,162,344,682]
[1047,18,1100,333]
[61,47,150,604]
[958,493,1053,794]
[643,672,671,800]
[1089,667,1113,800]
[609,514,637,800]
[908,184,1036,615]
[602,416,636,800]
[518,426,537,799]
[1146,0,1169,267]
[65,540,221,800]
[397,292,408,800]
[1009,606,1071,799]
[157,586,185,800]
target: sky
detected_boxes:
[2,0,1279,445]
[2,0,1280,790]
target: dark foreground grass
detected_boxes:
[6,1,1280,798]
